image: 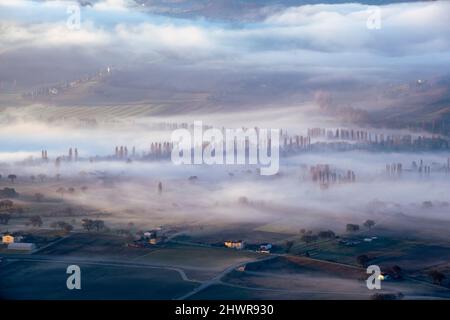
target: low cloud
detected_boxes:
[1,1,449,68]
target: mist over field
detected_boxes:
[1,0,450,301]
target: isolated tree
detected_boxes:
[59,221,72,232]
[68,187,75,194]
[238,196,249,205]
[363,220,375,229]
[38,174,47,183]
[392,265,402,275]
[0,213,11,225]
[29,215,43,227]
[158,181,163,194]
[285,240,294,253]
[428,270,446,285]
[63,223,74,233]
[390,265,403,279]
[34,193,44,202]
[56,187,66,198]
[7,174,17,183]
[356,254,370,267]
[81,186,88,192]
[30,175,36,183]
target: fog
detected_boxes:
[1,111,449,241]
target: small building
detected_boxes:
[2,235,14,244]
[224,240,245,250]
[236,266,246,272]
[259,243,272,251]
[378,273,391,281]
[7,242,36,251]
[143,231,157,239]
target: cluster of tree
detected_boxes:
[346,224,360,232]
[115,229,132,236]
[299,229,318,243]
[301,234,318,243]
[363,219,375,229]
[50,221,74,232]
[238,196,249,205]
[81,219,105,231]
[0,213,11,225]
[56,187,86,198]
[0,188,18,198]
[318,230,336,239]
[28,215,43,227]
[30,174,47,183]
[371,292,404,300]
[0,199,14,209]
[298,229,336,243]
[34,193,44,202]
[346,220,376,232]
[428,270,446,285]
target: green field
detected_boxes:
[132,242,261,270]
[0,261,197,300]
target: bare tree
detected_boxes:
[363,220,375,229]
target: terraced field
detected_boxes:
[7,104,170,120]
